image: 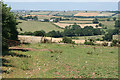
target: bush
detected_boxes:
[84,41,95,45]
[99,23,103,26]
[62,37,75,44]
[107,18,110,21]
[34,30,46,36]
[102,42,108,46]
[46,30,63,38]
[111,40,120,46]
[112,40,118,45]
[93,18,99,24]
[20,31,34,35]
[41,38,51,43]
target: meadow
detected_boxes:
[100,21,115,29]
[2,43,118,78]
[17,20,63,33]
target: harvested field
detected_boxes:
[74,13,100,17]
[54,23,102,28]
[18,35,62,43]
[24,15,54,17]
[18,35,104,44]
[74,12,115,17]
[59,21,92,24]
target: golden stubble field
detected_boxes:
[18,35,105,44]
[54,23,102,28]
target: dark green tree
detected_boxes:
[34,30,46,36]
[33,16,38,21]
[2,2,18,51]
[115,20,120,28]
[113,17,116,21]
[93,18,99,24]
[107,18,110,21]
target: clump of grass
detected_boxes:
[87,51,93,55]
[110,51,114,53]
[49,49,63,53]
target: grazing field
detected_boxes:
[54,23,101,28]
[30,11,51,15]
[72,35,104,40]
[17,20,63,33]
[2,43,118,78]
[100,21,115,29]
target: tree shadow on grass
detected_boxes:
[2,51,31,74]
[1,58,14,74]
[2,51,31,58]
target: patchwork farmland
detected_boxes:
[3,5,119,79]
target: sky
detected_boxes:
[4,0,120,2]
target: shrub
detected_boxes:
[84,41,95,45]
[41,38,51,43]
[112,40,118,45]
[20,31,34,35]
[111,40,120,46]
[34,30,46,36]
[93,18,99,24]
[62,37,75,44]
[107,18,110,21]
[99,23,103,26]
[102,42,108,46]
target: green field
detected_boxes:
[2,43,118,78]
[17,20,63,33]
[72,35,104,40]
[30,11,51,15]
[100,21,115,29]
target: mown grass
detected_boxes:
[2,43,118,78]
[17,20,63,33]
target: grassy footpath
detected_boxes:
[17,20,63,33]
[2,43,118,78]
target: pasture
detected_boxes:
[2,43,118,78]
[30,11,51,15]
[100,21,115,29]
[17,20,63,33]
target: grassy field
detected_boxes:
[17,20,63,33]
[30,11,51,15]
[72,35,104,40]
[100,21,115,29]
[2,43,118,78]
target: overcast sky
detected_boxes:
[4,0,120,2]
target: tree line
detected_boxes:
[20,23,104,38]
